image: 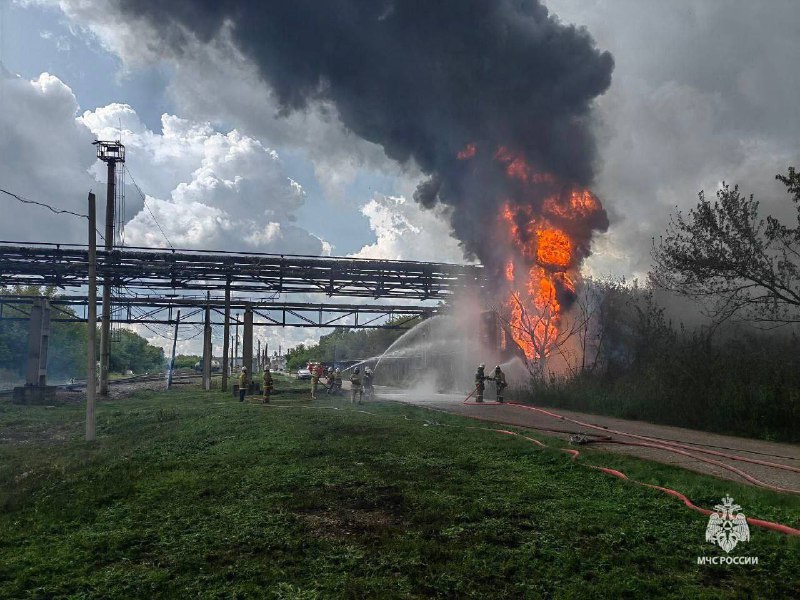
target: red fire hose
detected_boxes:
[504,403,800,495]
[483,426,800,537]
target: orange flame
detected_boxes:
[457,143,477,160]
[489,148,602,361]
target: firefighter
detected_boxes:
[350,367,363,404]
[334,368,342,393]
[326,367,336,394]
[474,364,487,403]
[262,367,273,404]
[363,366,374,401]
[488,365,507,403]
[311,363,323,399]
[238,367,248,402]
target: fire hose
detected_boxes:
[504,402,800,495]
[260,399,800,536]
[483,426,800,537]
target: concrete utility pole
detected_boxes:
[243,303,253,380]
[13,295,54,405]
[221,278,231,391]
[86,193,97,441]
[202,291,212,391]
[234,315,240,370]
[25,297,50,387]
[257,338,261,372]
[94,141,125,396]
[167,310,181,389]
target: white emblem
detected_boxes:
[705,496,750,553]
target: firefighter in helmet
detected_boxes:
[238,367,249,402]
[350,367,363,404]
[311,363,324,400]
[488,365,507,403]
[330,368,342,395]
[363,366,374,400]
[474,364,487,403]
[262,367,273,404]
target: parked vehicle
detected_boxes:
[295,368,312,380]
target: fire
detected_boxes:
[457,142,477,160]
[487,147,603,362]
[543,188,602,221]
[505,260,515,282]
[536,228,571,269]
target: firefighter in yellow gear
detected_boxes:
[238,367,249,402]
[311,364,323,399]
[487,365,507,403]
[474,364,487,402]
[350,367,363,404]
[262,367,273,404]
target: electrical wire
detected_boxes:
[1,187,106,242]
[123,165,174,250]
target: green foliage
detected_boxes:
[0,286,88,380]
[0,286,164,379]
[0,386,797,598]
[106,329,165,374]
[173,354,201,369]
[531,281,800,442]
[286,315,421,370]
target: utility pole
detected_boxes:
[167,310,181,389]
[202,291,212,391]
[243,303,253,378]
[221,277,231,391]
[86,193,97,441]
[257,338,261,372]
[94,141,125,396]
[234,314,240,371]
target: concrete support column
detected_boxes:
[242,303,253,383]
[202,299,212,391]
[25,297,50,386]
[221,278,231,392]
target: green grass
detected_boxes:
[1,376,798,599]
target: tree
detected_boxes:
[0,285,87,380]
[651,168,800,326]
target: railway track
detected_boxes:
[0,371,203,395]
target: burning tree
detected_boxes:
[651,168,800,327]
[457,147,609,378]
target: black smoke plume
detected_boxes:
[117,0,613,264]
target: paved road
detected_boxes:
[375,386,800,493]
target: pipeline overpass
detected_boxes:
[0,241,483,398]
[0,242,483,300]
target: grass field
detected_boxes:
[1,377,798,599]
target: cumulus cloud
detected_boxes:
[77,103,325,254]
[352,195,466,264]
[0,66,96,244]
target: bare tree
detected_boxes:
[651,168,800,327]
[496,289,588,379]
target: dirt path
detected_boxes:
[377,386,800,493]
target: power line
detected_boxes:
[1,187,106,243]
[2,187,89,219]
[123,165,174,250]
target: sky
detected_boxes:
[0,0,797,356]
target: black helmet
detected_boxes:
[495,365,501,372]
[354,367,360,374]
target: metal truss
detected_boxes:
[0,242,483,300]
[0,294,435,329]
